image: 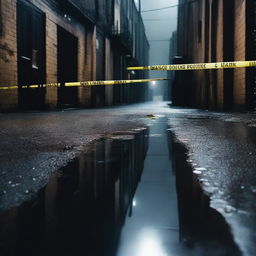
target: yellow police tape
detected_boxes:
[127,60,256,71]
[0,78,167,90]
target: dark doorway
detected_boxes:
[57,26,78,107]
[204,0,210,109]
[211,0,218,109]
[223,0,234,111]
[92,32,105,107]
[17,0,46,109]
[248,0,256,110]
[252,1,256,110]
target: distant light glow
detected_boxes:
[133,200,137,207]
[136,229,168,256]
[151,81,157,89]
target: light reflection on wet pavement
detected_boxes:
[116,117,179,256]
[1,102,256,255]
[169,115,256,256]
[0,129,149,256]
[116,116,241,256]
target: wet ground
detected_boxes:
[1,102,256,255]
[169,113,256,256]
[0,108,149,211]
[116,117,180,256]
[0,128,149,256]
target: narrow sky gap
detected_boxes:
[141,0,178,98]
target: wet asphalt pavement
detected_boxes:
[0,107,149,211]
[1,102,256,255]
[168,112,256,256]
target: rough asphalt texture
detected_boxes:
[1,102,256,256]
[0,107,151,212]
[168,110,256,256]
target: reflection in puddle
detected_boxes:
[0,124,245,256]
[116,119,180,256]
[136,228,168,256]
[0,129,149,256]
[171,133,242,255]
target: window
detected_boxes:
[198,20,202,43]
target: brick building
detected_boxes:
[174,0,256,111]
[0,0,149,110]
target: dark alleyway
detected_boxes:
[1,0,256,255]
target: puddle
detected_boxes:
[0,128,149,256]
[116,118,180,256]
[170,133,242,255]
[0,121,245,256]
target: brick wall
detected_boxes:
[176,0,250,111]
[29,0,92,108]
[0,0,18,110]
[78,29,95,107]
[105,38,114,106]
[233,0,246,110]
[216,0,224,110]
[0,0,95,110]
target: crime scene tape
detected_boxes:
[0,78,168,90]
[127,60,256,71]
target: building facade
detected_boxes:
[0,0,149,110]
[168,30,177,101]
[174,0,256,111]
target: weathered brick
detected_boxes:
[0,0,95,109]
[177,0,250,111]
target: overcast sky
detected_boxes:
[141,0,178,96]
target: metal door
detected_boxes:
[223,0,234,111]
[252,1,256,110]
[17,0,46,109]
[211,0,218,109]
[57,26,78,107]
[245,0,256,110]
